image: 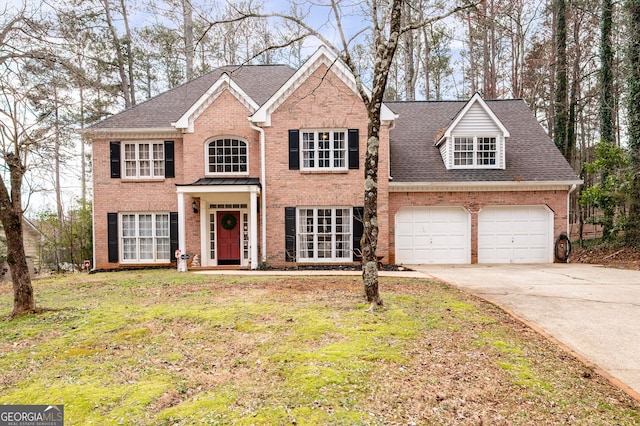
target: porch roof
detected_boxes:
[177,177,261,187]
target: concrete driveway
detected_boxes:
[412,263,640,399]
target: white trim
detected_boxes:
[250,45,397,127]
[81,128,180,139]
[177,184,261,195]
[249,121,268,265]
[204,137,250,177]
[178,193,186,256]
[118,212,172,264]
[296,206,353,263]
[173,74,259,133]
[250,191,259,269]
[300,129,348,171]
[121,141,166,180]
[437,93,510,146]
[450,135,503,170]
[389,180,583,192]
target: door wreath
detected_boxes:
[220,213,237,230]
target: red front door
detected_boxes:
[217,211,241,265]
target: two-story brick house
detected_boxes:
[86,46,581,270]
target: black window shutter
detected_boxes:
[352,206,364,260]
[110,141,121,178]
[164,141,175,178]
[348,129,359,169]
[107,213,118,263]
[285,207,296,261]
[288,130,300,170]
[170,212,179,261]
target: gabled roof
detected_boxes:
[88,65,296,131]
[388,99,580,184]
[250,46,397,126]
[435,93,509,146]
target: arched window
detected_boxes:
[207,138,248,174]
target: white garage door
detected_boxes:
[395,207,470,264]
[478,205,553,263]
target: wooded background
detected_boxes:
[2,0,640,275]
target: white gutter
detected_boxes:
[389,180,583,192]
[249,121,267,264]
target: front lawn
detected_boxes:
[1,270,638,424]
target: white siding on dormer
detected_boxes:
[451,103,502,135]
[439,142,448,166]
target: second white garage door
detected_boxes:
[478,205,553,263]
[395,207,470,264]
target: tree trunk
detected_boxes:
[4,209,33,315]
[600,0,615,144]
[0,154,34,316]
[183,0,194,81]
[553,0,569,160]
[119,0,136,106]
[101,0,131,108]
[363,116,382,309]
[626,0,640,246]
[359,0,404,310]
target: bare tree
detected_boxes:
[207,0,475,310]
[0,8,53,315]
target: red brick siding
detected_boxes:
[92,137,184,269]
[262,65,390,266]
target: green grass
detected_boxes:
[0,270,638,425]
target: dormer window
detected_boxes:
[453,136,497,168]
[436,94,509,171]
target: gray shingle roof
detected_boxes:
[387,100,580,183]
[91,65,296,129]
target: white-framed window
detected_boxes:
[123,142,165,178]
[207,138,248,175]
[453,136,498,168]
[297,207,351,262]
[301,130,346,170]
[120,213,170,263]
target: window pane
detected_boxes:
[124,144,136,160]
[122,215,136,237]
[477,137,497,165]
[302,132,315,168]
[156,238,170,260]
[208,139,248,174]
[138,144,150,160]
[454,137,474,166]
[139,215,152,236]
[155,214,169,237]
[122,238,137,260]
[333,132,345,168]
[139,238,153,259]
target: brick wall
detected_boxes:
[262,64,390,266]
[388,189,569,263]
[92,136,183,269]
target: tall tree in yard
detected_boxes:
[208,0,474,309]
[0,8,53,315]
[626,0,640,246]
[553,0,570,161]
[600,0,616,145]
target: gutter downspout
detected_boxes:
[250,121,267,265]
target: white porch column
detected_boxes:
[250,190,259,269]
[177,192,186,254]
